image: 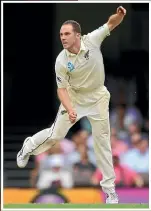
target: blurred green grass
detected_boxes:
[4,203,149,209]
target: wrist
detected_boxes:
[67,108,74,114]
[117,13,125,18]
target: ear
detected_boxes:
[76,33,81,38]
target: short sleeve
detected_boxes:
[87,23,110,47]
[55,61,68,88]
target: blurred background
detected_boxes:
[4,2,149,204]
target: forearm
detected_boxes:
[57,88,73,113]
[107,13,124,31]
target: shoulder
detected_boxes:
[82,33,101,49]
[56,49,66,65]
[80,35,96,50]
[82,34,93,46]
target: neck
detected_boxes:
[68,41,81,54]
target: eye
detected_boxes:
[65,32,70,36]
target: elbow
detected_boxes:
[57,87,66,93]
[57,87,67,96]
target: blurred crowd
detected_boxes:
[30,103,149,190]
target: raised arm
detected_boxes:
[107,6,126,31]
[87,6,126,47]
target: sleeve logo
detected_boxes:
[57,76,62,83]
[61,110,67,115]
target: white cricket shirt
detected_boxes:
[55,24,110,106]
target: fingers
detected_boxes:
[117,6,126,16]
[68,110,77,123]
[70,118,76,124]
[69,115,77,123]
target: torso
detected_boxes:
[57,35,108,106]
[59,35,105,93]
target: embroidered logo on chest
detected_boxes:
[67,62,75,72]
[84,50,90,60]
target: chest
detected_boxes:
[65,48,101,77]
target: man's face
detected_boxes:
[60,24,80,50]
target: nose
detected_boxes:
[61,38,67,44]
[61,36,66,41]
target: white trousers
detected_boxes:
[23,87,115,189]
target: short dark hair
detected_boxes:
[62,20,81,34]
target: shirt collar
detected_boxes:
[66,39,86,57]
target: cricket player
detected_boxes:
[17,6,126,203]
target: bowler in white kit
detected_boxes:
[17,6,126,204]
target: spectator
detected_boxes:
[73,130,89,147]
[30,142,65,187]
[110,127,128,155]
[110,104,143,140]
[36,154,73,190]
[110,104,126,131]
[128,123,141,135]
[60,138,75,155]
[126,123,148,146]
[138,138,149,186]
[66,130,94,166]
[72,144,96,186]
[124,105,143,130]
[121,138,149,174]
[110,104,129,140]
[91,152,144,187]
[130,132,142,148]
